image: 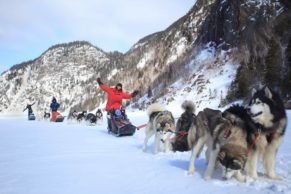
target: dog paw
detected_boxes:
[248,173,258,180]
[204,175,211,181]
[267,174,282,180]
[187,170,195,176]
[237,175,247,183]
[164,149,171,153]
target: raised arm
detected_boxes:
[99,84,113,94]
[97,78,113,95]
[121,92,133,100]
[122,90,139,100]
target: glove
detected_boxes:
[131,90,139,98]
[97,78,103,85]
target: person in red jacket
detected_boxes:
[97,78,139,130]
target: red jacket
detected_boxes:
[99,84,133,112]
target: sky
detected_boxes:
[0,0,195,73]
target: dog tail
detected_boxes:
[147,103,166,116]
[182,100,195,113]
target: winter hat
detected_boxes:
[116,83,122,88]
[52,97,57,103]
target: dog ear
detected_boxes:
[252,88,257,96]
[264,87,272,99]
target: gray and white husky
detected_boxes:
[187,107,249,180]
[143,103,176,154]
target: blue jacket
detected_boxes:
[50,101,60,112]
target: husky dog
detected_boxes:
[177,101,196,133]
[217,143,248,182]
[221,86,287,180]
[44,111,51,120]
[86,113,97,125]
[187,107,250,180]
[143,103,175,154]
[67,110,78,121]
[96,109,103,124]
[77,111,87,122]
[247,86,287,179]
[172,100,196,152]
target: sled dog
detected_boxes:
[222,87,287,180]
[187,107,249,180]
[143,103,175,154]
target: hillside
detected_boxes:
[0,0,290,114]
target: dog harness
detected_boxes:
[247,132,260,154]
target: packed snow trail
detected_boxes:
[0,111,290,194]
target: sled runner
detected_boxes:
[28,113,36,121]
[108,109,136,137]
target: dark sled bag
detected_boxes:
[55,114,65,122]
[108,109,136,137]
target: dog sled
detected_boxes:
[51,112,65,122]
[108,109,136,137]
[28,112,36,121]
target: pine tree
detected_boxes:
[264,38,282,87]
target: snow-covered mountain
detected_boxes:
[0,41,112,113]
[0,0,290,113]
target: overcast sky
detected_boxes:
[0,0,195,73]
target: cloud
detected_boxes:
[0,0,195,69]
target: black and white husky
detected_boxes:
[222,86,287,180]
[247,86,287,179]
[143,103,176,154]
[96,109,103,124]
[86,109,103,125]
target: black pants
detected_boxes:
[107,112,111,130]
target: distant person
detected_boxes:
[50,97,60,122]
[23,102,35,116]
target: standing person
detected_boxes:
[97,78,139,130]
[23,102,35,117]
[50,97,60,122]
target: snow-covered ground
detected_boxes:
[0,110,290,194]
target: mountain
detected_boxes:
[0,0,291,114]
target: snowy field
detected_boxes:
[0,110,290,194]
